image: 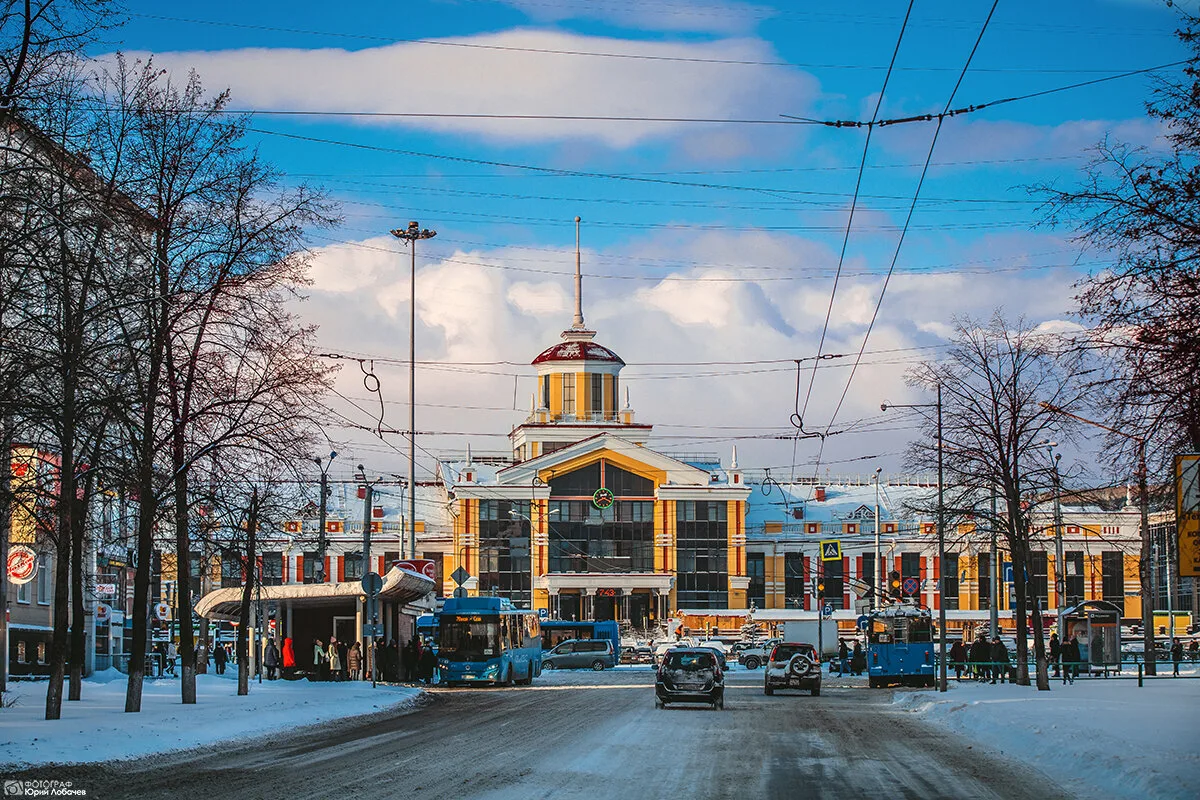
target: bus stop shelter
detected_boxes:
[1062,600,1122,673]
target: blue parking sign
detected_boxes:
[822,603,834,618]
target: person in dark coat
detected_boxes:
[1061,635,1080,684]
[213,641,228,675]
[402,638,419,683]
[836,639,849,675]
[1171,640,1184,676]
[1048,633,1061,678]
[850,641,866,676]
[989,636,1008,684]
[386,639,401,682]
[968,635,989,682]
[337,638,349,681]
[418,642,437,685]
[264,638,280,680]
[949,640,966,681]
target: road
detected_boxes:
[15,668,1068,800]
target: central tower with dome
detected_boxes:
[509,217,651,463]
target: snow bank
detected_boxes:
[894,672,1200,800]
[0,668,422,767]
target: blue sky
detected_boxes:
[100,1,1191,485]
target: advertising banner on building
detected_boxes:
[1177,454,1200,578]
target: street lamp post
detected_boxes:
[314,451,337,584]
[390,221,437,561]
[882,385,947,693]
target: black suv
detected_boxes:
[655,648,725,710]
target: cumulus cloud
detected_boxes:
[300,225,1087,476]
[113,30,819,148]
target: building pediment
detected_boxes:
[496,432,712,488]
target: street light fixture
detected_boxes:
[1038,441,1065,640]
[390,221,437,561]
[881,385,947,693]
[314,451,337,584]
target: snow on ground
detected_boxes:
[894,667,1200,800]
[0,668,422,767]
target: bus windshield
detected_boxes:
[439,616,500,662]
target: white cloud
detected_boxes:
[299,226,1088,476]
[114,30,819,148]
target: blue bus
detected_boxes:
[437,597,542,686]
[539,619,621,661]
[867,603,936,688]
[416,612,439,646]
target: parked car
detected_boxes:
[542,639,618,671]
[738,638,782,670]
[763,642,821,696]
[653,638,697,665]
[655,648,724,710]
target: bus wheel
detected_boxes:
[868,677,878,689]
[591,660,606,671]
[504,667,514,687]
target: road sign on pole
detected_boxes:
[822,602,833,618]
[451,566,471,586]
[820,540,842,561]
[856,614,870,631]
[902,576,919,596]
[361,572,383,597]
[453,586,468,598]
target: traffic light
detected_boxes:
[889,571,902,598]
[816,582,825,597]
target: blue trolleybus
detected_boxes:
[867,602,936,688]
[437,597,542,686]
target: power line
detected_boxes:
[817,1,1001,477]
[795,0,914,444]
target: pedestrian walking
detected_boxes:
[313,638,329,681]
[1062,635,1080,684]
[282,637,296,679]
[165,642,177,676]
[347,641,363,681]
[990,636,1009,684]
[1189,640,1199,662]
[328,637,343,681]
[337,638,349,681]
[837,639,849,675]
[402,638,418,682]
[386,639,401,682]
[264,638,280,680]
[1049,633,1061,678]
[949,640,966,682]
[213,641,228,675]
[1171,640,1183,676]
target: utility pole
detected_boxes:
[990,486,999,636]
[1048,443,1064,638]
[315,452,337,583]
[873,467,882,609]
[356,466,383,686]
[389,221,436,561]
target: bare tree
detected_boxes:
[904,314,1088,689]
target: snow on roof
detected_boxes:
[744,481,936,527]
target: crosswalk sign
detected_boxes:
[820,540,841,562]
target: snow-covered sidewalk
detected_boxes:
[894,671,1200,800]
[0,668,422,767]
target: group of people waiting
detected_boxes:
[310,636,437,683]
[948,634,1015,683]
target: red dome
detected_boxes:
[532,340,624,366]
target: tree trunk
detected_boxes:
[45,436,75,720]
[1031,602,1050,691]
[174,459,196,705]
[237,489,258,697]
[68,491,85,701]
[1011,544,1031,687]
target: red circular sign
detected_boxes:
[7,546,36,584]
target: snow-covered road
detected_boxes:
[6,666,1065,800]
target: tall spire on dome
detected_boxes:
[562,215,596,342]
[572,215,585,330]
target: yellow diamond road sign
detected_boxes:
[820,540,842,562]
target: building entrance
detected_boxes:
[629,592,650,629]
[594,593,616,621]
[559,593,581,621]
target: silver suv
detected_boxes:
[738,638,782,670]
[763,642,821,696]
[542,639,617,670]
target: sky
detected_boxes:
[97,0,1192,490]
